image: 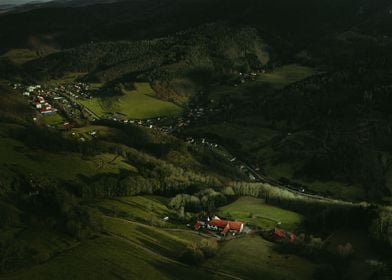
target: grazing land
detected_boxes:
[79,83,182,119]
[204,235,315,280]
[219,197,303,231]
[0,137,135,180]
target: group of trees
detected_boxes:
[169,188,228,213]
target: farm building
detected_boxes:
[263,228,296,243]
[194,217,245,236]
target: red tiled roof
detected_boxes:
[209,219,244,232]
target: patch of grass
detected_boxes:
[0,137,135,179]
[101,216,197,258]
[219,197,303,231]
[210,64,316,101]
[204,235,315,280]
[42,113,64,126]
[79,83,182,119]
[1,236,215,280]
[95,196,173,224]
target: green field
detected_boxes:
[0,137,135,180]
[1,196,224,280]
[219,197,303,231]
[1,235,219,280]
[210,64,316,101]
[95,196,174,225]
[1,196,314,280]
[79,83,182,119]
[204,235,315,280]
[42,113,64,126]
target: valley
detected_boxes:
[1,0,392,279]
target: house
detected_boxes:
[194,217,245,236]
[264,228,296,243]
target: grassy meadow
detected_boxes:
[0,193,317,280]
[0,137,135,180]
[210,64,316,101]
[219,197,303,231]
[204,235,315,280]
[79,83,182,119]
[42,113,64,126]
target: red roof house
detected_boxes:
[206,217,245,236]
[264,228,297,243]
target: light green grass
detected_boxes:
[42,113,64,126]
[0,137,135,179]
[79,83,182,119]
[95,196,173,224]
[204,235,315,280]
[101,216,200,258]
[219,197,303,231]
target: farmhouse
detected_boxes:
[194,217,245,236]
[264,228,296,243]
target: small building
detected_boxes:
[264,228,296,243]
[194,217,245,236]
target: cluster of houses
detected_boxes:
[194,216,245,236]
[193,216,297,244]
[22,85,58,115]
[33,95,57,115]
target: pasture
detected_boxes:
[219,197,303,231]
[0,137,135,180]
[204,235,315,280]
[79,83,182,119]
[209,64,316,101]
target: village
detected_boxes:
[13,66,312,196]
[10,75,306,248]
